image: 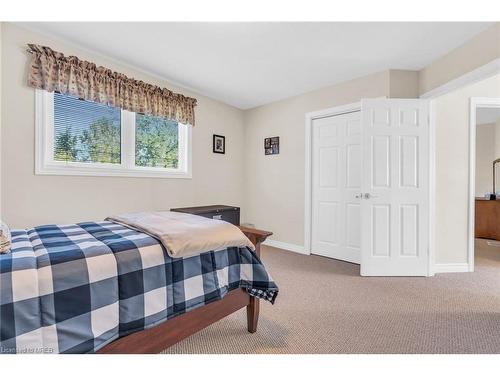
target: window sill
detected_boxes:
[35,164,192,179]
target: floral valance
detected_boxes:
[27,44,197,125]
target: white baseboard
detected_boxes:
[261,241,471,273]
[263,239,309,255]
[433,263,470,273]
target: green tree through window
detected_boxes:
[135,114,179,168]
[79,118,121,163]
[54,128,78,161]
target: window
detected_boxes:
[54,93,122,164]
[36,90,191,178]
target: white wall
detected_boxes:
[243,71,395,246]
[1,24,246,228]
[389,69,419,98]
[434,74,500,264]
[475,123,496,197]
[419,23,500,95]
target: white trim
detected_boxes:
[467,97,500,273]
[304,101,361,256]
[469,99,477,273]
[428,99,436,276]
[433,263,470,274]
[35,90,192,179]
[304,111,312,255]
[421,58,500,99]
[263,239,308,255]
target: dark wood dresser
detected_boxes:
[170,205,240,225]
[475,198,500,240]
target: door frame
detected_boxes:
[467,97,500,272]
[304,101,361,256]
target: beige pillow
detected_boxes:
[0,221,11,254]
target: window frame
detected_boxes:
[35,89,192,179]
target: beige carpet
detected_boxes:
[162,240,500,354]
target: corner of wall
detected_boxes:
[388,70,419,98]
[419,23,500,96]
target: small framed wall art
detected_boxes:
[213,134,225,154]
[264,136,279,155]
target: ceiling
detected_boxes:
[18,22,492,109]
[477,107,500,125]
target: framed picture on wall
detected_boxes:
[264,136,279,155]
[213,134,225,154]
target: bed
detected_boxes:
[0,220,277,354]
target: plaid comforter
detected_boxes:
[0,221,278,354]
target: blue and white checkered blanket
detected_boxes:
[0,221,278,354]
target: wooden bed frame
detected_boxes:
[97,226,272,354]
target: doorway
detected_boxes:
[469,98,500,271]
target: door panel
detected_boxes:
[346,144,361,188]
[399,136,419,188]
[372,136,390,187]
[318,202,338,244]
[372,204,391,256]
[319,147,339,187]
[400,204,418,256]
[312,111,361,264]
[346,203,361,249]
[361,99,429,276]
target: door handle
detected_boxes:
[363,193,378,199]
[355,194,363,199]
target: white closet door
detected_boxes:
[311,111,362,263]
[360,99,430,276]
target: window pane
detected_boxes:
[135,114,179,169]
[53,93,121,164]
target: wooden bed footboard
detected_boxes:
[97,226,272,354]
